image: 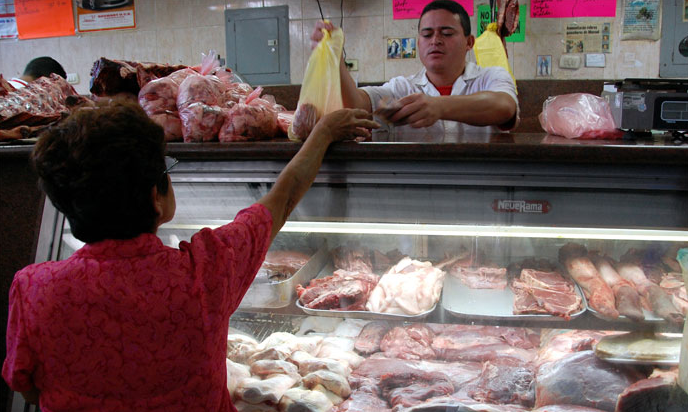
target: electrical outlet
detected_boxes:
[559,55,581,70]
[66,73,79,84]
[345,59,358,71]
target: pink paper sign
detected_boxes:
[530,0,616,18]
[393,0,474,19]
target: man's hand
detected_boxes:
[387,93,442,128]
[313,109,380,142]
[310,20,336,49]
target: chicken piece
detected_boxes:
[247,345,292,365]
[590,253,645,321]
[227,359,251,397]
[311,383,344,406]
[250,360,299,378]
[278,387,333,412]
[288,350,316,368]
[302,370,352,398]
[227,334,261,364]
[235,400,278,412]
[298,357,351,378]
[236,374,300,404]
[261,332,323,353]
[316,339,363,369]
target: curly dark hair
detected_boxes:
[23,56,66,80]
[32,100,169,243]
[420,0,471,36]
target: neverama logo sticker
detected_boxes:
[492,200,551,213]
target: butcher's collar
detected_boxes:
[411,62,481,88]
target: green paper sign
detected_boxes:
[477,4,526,43]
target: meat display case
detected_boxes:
[28,135,688,411]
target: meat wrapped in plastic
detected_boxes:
[138,68,197,141]
[289,103,321,141]
[177,74,227,142]
[219,87,279,142]
[538,93,622,139]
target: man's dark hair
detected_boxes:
[420,0,471,36]
[32,100,169,243]
[23,56,66,80]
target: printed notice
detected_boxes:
[393,0,474,19]
[14,0,74,39]
[0,0,17,39]
[77,0,135,32]
[565,23,612,54]
[621,0,660,40]
[531,0,616,18]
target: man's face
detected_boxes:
[418,9,475,79]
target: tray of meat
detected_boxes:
[295,247,444,320]
[441,267,585,321]
[238,244,328,309]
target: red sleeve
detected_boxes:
[2,274,37,392]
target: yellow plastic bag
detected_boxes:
[288,24,344,141]
[474,22,517,92]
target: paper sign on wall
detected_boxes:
[393,0,474,19]
[531,0,616,18]
[477,4,526,42]
[15,0,74,39]
[77,0,136,32]
[0,0,17,39]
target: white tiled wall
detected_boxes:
[0,0,663,95]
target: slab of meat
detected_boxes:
[512,269,582,319]
[0,74,78,129]
[235,374,300,404]
[452,266,508,289]
[615,257,683,325]
[659,272,688,316]
[297,269,380,310]
[615,368,688,412]
[0,74,15,95]
[535,330,612,372]
[396,396,530,412]
[354,320,391,355]
[279,387,333,412]
[469,361,535,407]
[534,351,643,411]
[365,257,445,315]
[589,254,645,322]
[89,57,187,97]
[258,250,311,282]
[332,243,374,273]
[379,324,436,360]
[431,325,536,363]
[559,243,618,319]
[336,390,391,412]
[532,406,607,412]
[379,370,454,409]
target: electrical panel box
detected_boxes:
[225,6,290,86]
[659,0,688,77]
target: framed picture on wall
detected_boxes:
[401,37,416,58]
[387,38,401,59]
[536,55,552,76]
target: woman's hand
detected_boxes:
[310,20,336,49]
[313,109,380,142]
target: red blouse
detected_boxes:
[3,204,272,412]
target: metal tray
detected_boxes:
[295,261,438,320]
[594,333,681,366]
[441,275,586,321]
[238,244,329,309]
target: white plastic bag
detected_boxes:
[539,93,622,139]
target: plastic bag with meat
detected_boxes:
[539,93,622,139]
[138,68,197,141]
[219,87,278,142]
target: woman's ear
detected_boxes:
[151,185,164,218]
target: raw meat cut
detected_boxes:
[302,370,352,397]
[354,320,391,355]
[615,368,688,412]
[247,345,292,364]
[559,243,619,319]
[336,390,391,412]
[289,102,320,141]
[452,266,508,289]
[250,359,299,378]
[298,358,351,378]
[235,374,300,404]
[220,87,279,142]
[227,359,251,396]
[227,334,261,364]
[235,400,277,412]
[660,272,688,316]
[431,325,536,363]
[89,57,187,97]
[615,257,683,325]
[277,111,294,136]
[297,269,380,310]
[532,407,606,412]
[257,250,311,282]
[316,339,364,369]
[177,74,227,142]
[379,324,436,360]
[279,387,333,412]
[365,257,445,315]
[332,243,374,273]
[260,333,322,354]
[535,330,612,372]
[379,370,454,408]
[589,254,645,322]
[0,74,78,129]
[470,360,535,407]
[511,269,582,319]
[534,351,642,411]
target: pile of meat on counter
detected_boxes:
[225,319,687,412]
[296,243,445,315]
[88,55,293,143]
[441,242,687,324]
[0,73,89,141]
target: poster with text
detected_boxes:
[565,23,612,54]
[531,0,616,18]
[622,0,660,40]
[0,0,17,39]
[77,0,135,32]
[393,0,474,18]
[477,4,526,42]
[15,0,74,39]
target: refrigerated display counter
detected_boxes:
[20,133,688,411]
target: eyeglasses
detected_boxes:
[163,156,178,175]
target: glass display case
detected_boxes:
[32,154,688,412]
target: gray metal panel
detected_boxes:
[225,6,290,85]
[660,0,688,78]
